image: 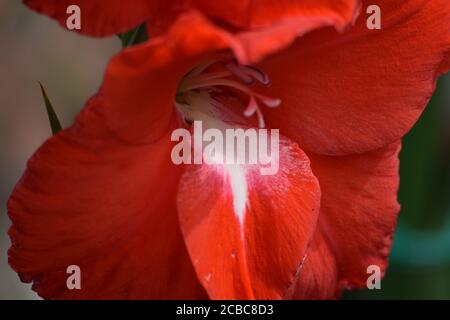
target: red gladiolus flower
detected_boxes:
[9,1,450,299]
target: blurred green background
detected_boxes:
[1,1,449,299]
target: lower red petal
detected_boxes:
[177,134,321,299]
[8,96,205,299]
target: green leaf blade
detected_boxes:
[39,82,62,135]
[117,23,148,48]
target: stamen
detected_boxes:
[177,60,280,128]
[179,71,231,91]
[224,61,254,84]
[244,96,266,128]
[181,78,280,106]
[185,60,217,78]
[239,65,271,86]
[224,60,271,86]
[243,96,258,117]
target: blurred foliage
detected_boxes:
[346,78,450,299]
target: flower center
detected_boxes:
[175,59,280,129]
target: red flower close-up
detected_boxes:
[2,0,450,301]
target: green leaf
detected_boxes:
[118,23,148,48]
[39,82,62,135]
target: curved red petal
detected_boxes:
[440,51,450,75]
[292,141,401,298]
[177,0,360,30]
[177,134,321,299]
[244,0,359,28]
[23,0,152,36]
[289,228,339,299]
[262,0,450,155]
[7,94,207,299]
[99,12,243,143]
[147,1,360,61]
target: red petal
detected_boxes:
[440,52,450,75]
[99,12,240,143]
[147,1,360,63]
[177,134,321,299]
[292,142,401,299]
[240,0,359,28]
[262,0,450,155]
[23,0,152,36]
[8,95,206,299]
[290,228,338,299]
